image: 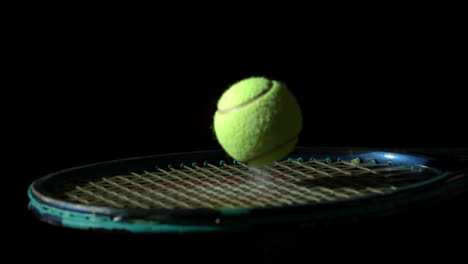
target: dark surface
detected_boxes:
[19,193,468,263]
[11,7,467,263]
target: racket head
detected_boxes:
[28,147,468,234]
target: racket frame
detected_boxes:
[28,147,468,233]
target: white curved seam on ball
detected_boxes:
[245,135,298,164]
[216,80,274,114]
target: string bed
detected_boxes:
[56,158,432,210]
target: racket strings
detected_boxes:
[60,158,432,209]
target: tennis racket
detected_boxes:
[28,147,468,234]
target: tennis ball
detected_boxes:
[213,77,302,166]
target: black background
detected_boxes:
[11,3,467,263]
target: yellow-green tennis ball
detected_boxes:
[213,77,302,166]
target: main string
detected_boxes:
[62,158,430,209]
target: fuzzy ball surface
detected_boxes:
[213,77,302,166]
